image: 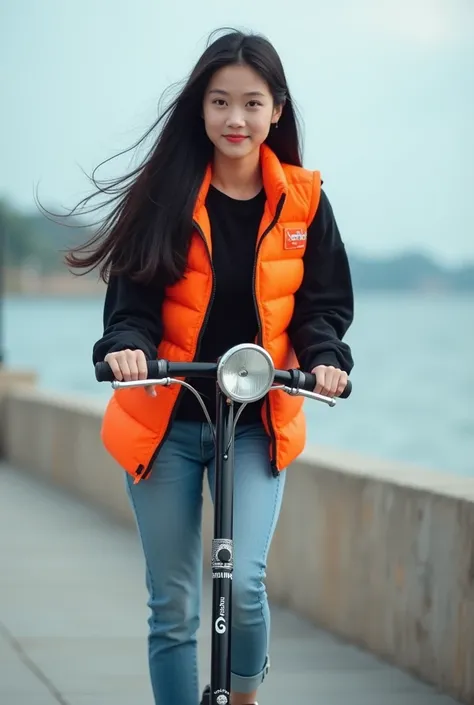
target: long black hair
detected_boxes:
[58,28,303,285]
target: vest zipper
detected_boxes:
[192,220,217,357]
[138,220,216,481]
[252,194,286,478]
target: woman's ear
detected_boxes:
[273,101,284,124]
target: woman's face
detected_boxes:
[203,63,282,161]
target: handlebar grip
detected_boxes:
[300,372,316,391]
[95,359,162,383]
[301,371,352,399]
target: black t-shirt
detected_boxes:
[175,185,266,424]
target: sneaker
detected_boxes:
[200,685,210,704]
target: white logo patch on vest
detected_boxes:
[284,228,307,250]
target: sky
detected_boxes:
[1,0,473,264]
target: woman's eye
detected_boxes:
[211,99,262,107]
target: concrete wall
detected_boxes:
[2,373,473,704]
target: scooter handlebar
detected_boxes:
[95,359,352,398]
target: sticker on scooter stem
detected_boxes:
[212,539,233,570]
[216,695,229,704]
[214,597,226,633]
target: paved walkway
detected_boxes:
[0,463,461,705]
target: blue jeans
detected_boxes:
[125,420,286,705]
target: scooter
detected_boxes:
[95,343,351,705]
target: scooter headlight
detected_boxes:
[217,344,275,403]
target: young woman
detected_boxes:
[66,28,354,705]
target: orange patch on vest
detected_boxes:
[284,228,307,250]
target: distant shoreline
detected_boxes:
[3,269,106,296]
[2,269,472,297]
[2,198,472,294]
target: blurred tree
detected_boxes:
[0,199,87,273]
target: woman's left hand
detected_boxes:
[312,365,348,398]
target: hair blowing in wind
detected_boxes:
[45,29,303,286]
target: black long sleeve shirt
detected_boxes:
[93,185,354,423]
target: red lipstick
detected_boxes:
[224,135,247,143]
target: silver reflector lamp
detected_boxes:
[217,344,275,403]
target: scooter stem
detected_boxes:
[209,390,235,705]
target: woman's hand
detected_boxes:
[104,349,157,397]
[312,364,348,398]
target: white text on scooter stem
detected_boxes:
[214,597,226,633]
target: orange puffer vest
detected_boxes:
[101,144,321,482]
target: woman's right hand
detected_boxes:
[104,349,157,396]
